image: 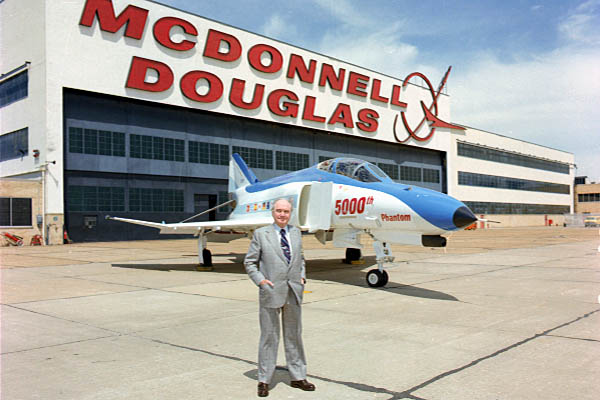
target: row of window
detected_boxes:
[130,134,185,161]
[0,128,28,162]
[276,151,309,171]
[457,142,570,174]
[68,128,441,181]
[68,127,313,171]
[458,172,570,194]
[0,197,32,226]
[68,186,184,212]
[232,146,273,169]
[578,193,600,203]
[129,188,184,212]
[463,201,570,215]
[0,70,28,108]
[190,142,229,165]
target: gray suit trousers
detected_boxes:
[258,292,307,383]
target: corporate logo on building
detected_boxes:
[78,0,463,143]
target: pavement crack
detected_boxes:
[398,308,600,397]
[1,334,121,355]
[545,334,600,343]
[6,288,150,305]
[139,337,419,398]
[3,303,123,335]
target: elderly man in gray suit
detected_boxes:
[245,198,316,397]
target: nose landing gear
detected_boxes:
[366,269,389,287]
[366,240,394,287]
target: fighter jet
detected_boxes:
[108,154,477,287]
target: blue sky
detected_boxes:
[156,0,600,181]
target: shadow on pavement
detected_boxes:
[112,253,458,302]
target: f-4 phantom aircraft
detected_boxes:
[108,154,477,287]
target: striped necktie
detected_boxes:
[280,228,291,263]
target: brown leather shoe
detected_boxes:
[291,379,315,391]
[257,382,269,397]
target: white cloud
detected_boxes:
[260,14,297,41]
[312,0,371,29]
[558,0,600,45]
[309,0,435,78]
[449,0,600,178]
[317,24,422,76]
[451,46,600,179]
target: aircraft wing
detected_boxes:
[106,216,274,235]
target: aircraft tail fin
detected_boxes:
[228,153,259,192]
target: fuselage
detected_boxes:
[228,159,476,238]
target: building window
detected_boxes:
[400,165,422,182]
[0,197,32,226]
[0,70,28,107]
[457,142,570,174]
[112,132,125,156]
[458,171,570,194]
[152,137,164,160]
[319,155,336,163]
[463,201,570,215]
[578,193,600,202]
[232,146,273,169]
[69,127,125,157]
[130,134,184,162]
[67,186,125,212]
[377,162,399,180]
[276,151,309,171]
[189,142,229,165]
[0,128,28,162]
[129,188,183,212]
[423,168,440,183]
[69,127,84,153]
[218,191,231,213]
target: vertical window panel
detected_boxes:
[84,129,98,154]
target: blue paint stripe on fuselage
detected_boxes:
[245,166,466,231]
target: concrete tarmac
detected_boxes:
[1,227,599,399]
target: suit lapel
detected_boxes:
[289,226,300,265]
[268,225,288,264]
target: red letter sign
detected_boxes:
[180,71,224,103]
[125,57,174,92]
[203,29,242,62]
[153,17,198,51]
[80,0,148,40]
[248,44,283,74]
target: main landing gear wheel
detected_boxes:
[366,269,389,287]
[202,249,213,267]
[344,248,362,264]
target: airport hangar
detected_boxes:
[0,0,574,245]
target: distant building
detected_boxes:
[574,177,600,214]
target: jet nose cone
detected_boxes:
[453,206,477,229]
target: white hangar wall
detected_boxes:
[448,126,574,226]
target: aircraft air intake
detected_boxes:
[422,235,447,247]
[453,206,477,229]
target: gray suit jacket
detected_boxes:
[244,224,306,308]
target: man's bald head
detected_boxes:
[272,198,293,228]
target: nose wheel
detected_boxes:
[366,269,389,287]
[366,239,394,287]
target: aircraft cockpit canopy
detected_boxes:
[317,158,391,183]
